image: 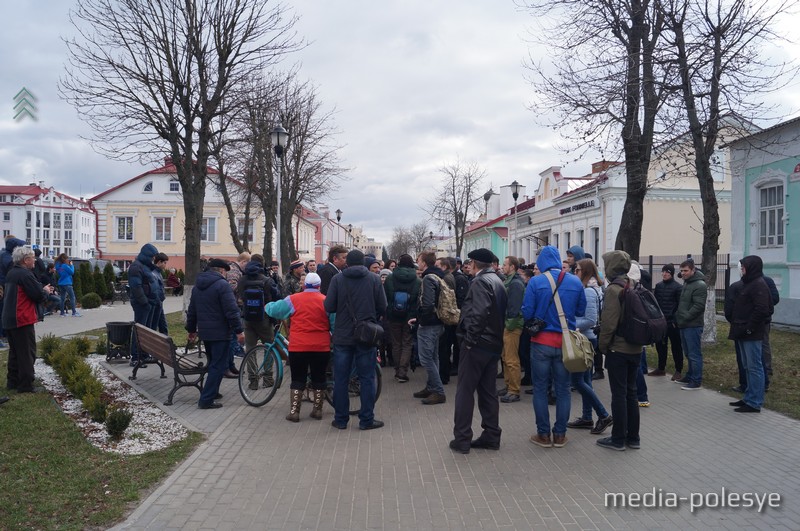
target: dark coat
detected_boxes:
[237,261,278,303]
[3,264,48,329]
[318,262,341,296]
[458,267,508,353]
[324,265,387,346]
[726,255,773,341]
[383,265,421,322]
[654,277,682,323]
[128,244,160,306]
[186,270,243,341]
[452,269,470,309]
[417,266,445,326]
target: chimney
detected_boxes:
[591,160,617,174]
[39,180,44,188]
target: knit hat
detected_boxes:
[346,249,365,266]
[662,263,675,276]
[365,256,378,269]
[289,259,304,271]
[380,269,392,278]
[468,248,494,264]
[304,272,321,287]
[398,254,415,268]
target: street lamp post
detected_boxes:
[509,180,521,257]
[270,125,289,269]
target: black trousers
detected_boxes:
[605,351,640,444]
[288,351,330,390]
[7,325,37,392]
[453,344,502,447]
[438,325,458,383]
[655,324,684,372]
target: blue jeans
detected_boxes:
[199,340,229,406]
[680,327,703,385]
[59,285,78,315]
[130,301,155,361]
[737,340,765,409]
[735,341,770,390]
[417,325,444,395]
[636,348,649,401]
[530,342,571,435]
[332,344,377,428]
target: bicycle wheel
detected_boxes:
[239,345,281,407]
[325,363,382,415]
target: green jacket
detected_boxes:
[676,270,707,329]
[383,266,421,322]
[504,272,525,330]
[598,250,642,355]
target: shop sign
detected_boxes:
[559,199,597,216]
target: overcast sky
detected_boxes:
[1,0,799,244]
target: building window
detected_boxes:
[759,184,784,247]
[143,181,153,193]
[154,217,172,241]
[577,229,584,248]
[2,212,8,221]
[553,233,559,250]
[200,217,217,242]
[169,179,180,192]
[565,232,571,249]
[116,216,134,241]
[237,218,255,241]
[3,230,10,238]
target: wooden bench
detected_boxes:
[129,323,208,406]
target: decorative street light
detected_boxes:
[509,180,521,257]
[335,209,342,222]
[483,188,493,218]
[270,124,289,269]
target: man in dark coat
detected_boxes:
[651,263,684,379]
[383,253,420,383]
[186,259,244,409]
[450,248,508,454]
[3,247,54,393]
[319,244,348,296]
[324,249,387,430]
[128,243,160,365]
[726,256,773,413]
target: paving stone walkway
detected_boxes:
[40,307,800,530]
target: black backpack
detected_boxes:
[612,278,667,345]
[242,281,268,322]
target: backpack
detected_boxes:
[433,276,460,326]
[612,278,667,345]
[392,289,411,314]
[242,283,267,322]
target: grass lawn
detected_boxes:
[0,311,202,531]
[646,320,800,419]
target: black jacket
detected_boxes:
[457,267,507,353]
[654,277,682,323]
[417,266,445,326]
[318,262,341,296]
[453,269,470,309]
[237,261,278,305]
[186,270,243,341]
[324,265,387,346]
[725,255,773,341]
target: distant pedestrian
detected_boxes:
[55,253,81,317]
[319,245,348,296]
[409,251,447,405]
[675,259,708,390]
[651,263,683,380]
[128,244,160,366]
[383,254,420,383]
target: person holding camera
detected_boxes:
[522,245,586,449]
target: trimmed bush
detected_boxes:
[106,407,133,441]
[81,292,102,309]
[84,392,109,423]
[71,336,93,357]
[95,334,107,356]
[78,263,93,301]
[39,334,63,365]
[93,266,108,299]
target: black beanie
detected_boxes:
[346,249,365,266]
[662,263,675,276]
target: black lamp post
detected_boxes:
[335,209,342,222]
[509,180,521,256]
[270,125,289,268]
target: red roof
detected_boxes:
[0,185,45,195]
[90,158,220,201]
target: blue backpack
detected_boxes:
[392,289,411,315]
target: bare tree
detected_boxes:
[523,0,674,259]
[61,0,300,283]
[408,222,433,256]
[387,226,415,259]
[660,0,796,340]
[426,159,486,257]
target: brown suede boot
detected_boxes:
[310,389,325,420]
[286,389,302,422]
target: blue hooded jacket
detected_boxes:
[522,245,586,332]
[0,237,26,285]
[127,243,160,306]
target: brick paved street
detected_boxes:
[40,307,799,530]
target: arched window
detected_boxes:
[143,181,153,193]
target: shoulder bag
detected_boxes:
[544,273,594,373]
[346,280,383,347]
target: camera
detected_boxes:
[524,317,547,337]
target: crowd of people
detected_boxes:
[0,233,777,452]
